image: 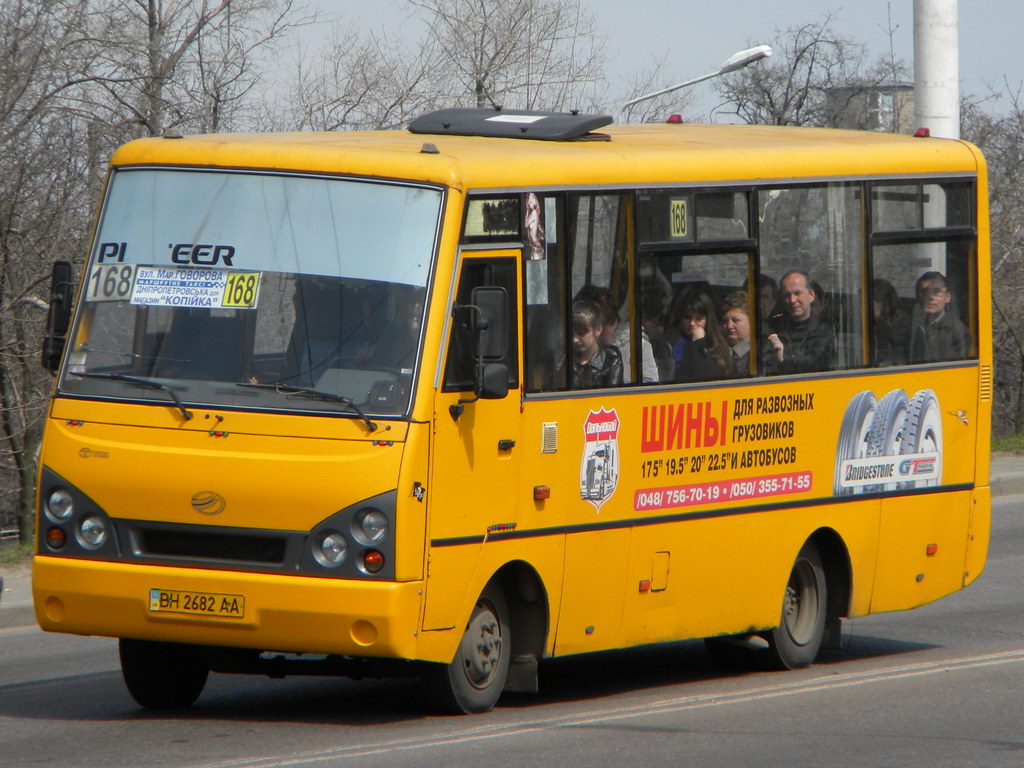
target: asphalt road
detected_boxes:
[2,492,1023,767]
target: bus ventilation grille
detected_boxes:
[542,422,558,453]
[139,528,287,565]
[980,365,993,400]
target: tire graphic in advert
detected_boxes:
[581,408,620,511]
[834,388,942,495]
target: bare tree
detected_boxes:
[72,0,311,146]
[407,0,606,112]
[276,25,441,132]
[0,0,312,542]
[0,0,99,541]
[963,86,1024,436]
[714,15,872,127]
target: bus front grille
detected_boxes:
[137,528,287,565]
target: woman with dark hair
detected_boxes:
[872,278,909,366]
[670,289,732,382]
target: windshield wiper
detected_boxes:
[236,383,377,432]
[70,372,193,421]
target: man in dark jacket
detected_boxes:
[763,270,835,374]
[908,271,970,362]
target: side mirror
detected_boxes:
[477,362,509,400]
[42,261,74,374]
[469,286,508,361]
[448,286,511,420]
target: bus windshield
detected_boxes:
[59,169,443,417]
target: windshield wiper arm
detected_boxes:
[70,372,193,421]
[236,383,377,432]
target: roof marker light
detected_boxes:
[914,127,931,138]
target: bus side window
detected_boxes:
[869,182,977,366]
[757,184,864,374]
[443,258,519,392]
[567,193,631,387]
[871,241,974,365]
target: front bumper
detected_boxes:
[33,556,424,659]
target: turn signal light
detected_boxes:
[45,526,67,550]
[363,550,385,573]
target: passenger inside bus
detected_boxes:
[908,271,970,362]
[872,278,909,366]
[559,299,623,389]
[575,284,658,384]
[639,280,672,383]
[755,273,779,320]
[763,269,836,374]
[720,290,752,376]
[669,287,732,382]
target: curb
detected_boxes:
[990,472,1024,498]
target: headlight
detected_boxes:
[45,488,74,522]
[76,515,108,549]
[312,530,348,568]
[357,509,388,544]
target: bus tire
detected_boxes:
[764,541,827,670]
[421,584,511,714]
[119,638,208,709]
[833,390,878,495]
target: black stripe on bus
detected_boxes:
[429,482,976,548]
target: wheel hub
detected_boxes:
[461,607,502,689]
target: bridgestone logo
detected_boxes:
[845,463,894,481]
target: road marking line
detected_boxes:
[205,649,1024,767]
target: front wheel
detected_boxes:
[421,584,511,714]
[119,638,208,709]
[764,541,827,670]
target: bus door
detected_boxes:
[422,252,522,630]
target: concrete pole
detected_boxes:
[914,0,960,139]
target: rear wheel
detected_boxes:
[119,638,208,709]
[422,584,510,714]
[764,541,827,670]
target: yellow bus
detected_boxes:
[33,109,990,714]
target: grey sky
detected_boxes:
[330,1,1021,120]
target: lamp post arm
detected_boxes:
[619,44,772,124]
[623,71,719,110]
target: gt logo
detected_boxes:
[170,243,235,266]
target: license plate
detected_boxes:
[149,588,245,618]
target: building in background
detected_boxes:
[827,83,915,133]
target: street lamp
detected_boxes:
[621,44,773,123]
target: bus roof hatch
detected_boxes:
[408,108,613,141]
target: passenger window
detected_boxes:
[870,240,974,365]
[638,251,750,383]
[568,193,631,388]
[758,185,864,374]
